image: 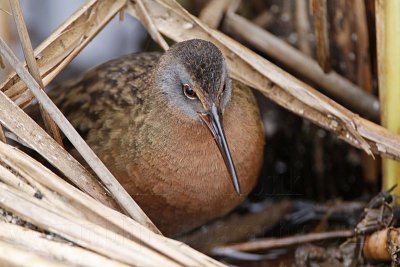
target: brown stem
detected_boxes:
[310,0,331,72]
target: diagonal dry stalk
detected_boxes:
[0,84,120,211]
[127,0,400,162]
[9,0,63,146]
[1,0,128,107]
[0,36,160,233]
[0,0,161,233]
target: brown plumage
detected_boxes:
[47,39,264,236]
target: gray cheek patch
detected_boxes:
[158,63,204,121]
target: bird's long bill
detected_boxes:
[199,104,241,195]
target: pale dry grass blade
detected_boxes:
[0,240,70,267]
[1,0,127,107]
[0,155,84,218]
[9,0,63,145]
[127,0,400,161]
[0,222,131,267]
[0,164,36,196]
[0,182,177,267]
[0,37,160,233]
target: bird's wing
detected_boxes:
[48,52,161,140]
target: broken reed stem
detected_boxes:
[0,37,160,234]
[9,0,63,146]
[362,227,400,263]
[310,0,331,72]
[212,230,353,253]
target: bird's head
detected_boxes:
[154,39,240,195]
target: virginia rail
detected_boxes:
[47,39,264,236]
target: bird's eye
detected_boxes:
[182,84,197,100]
[222,83,226,93]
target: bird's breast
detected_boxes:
[118,85,264,236]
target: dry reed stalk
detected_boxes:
[331,1,357,84]
[295,0,312,56]
[127,0,400,162]
[1,0,127,107]
[355,0,378,187]
[0,164,36,196]
[9,0,63,146]
[0,154,85,218]
[310,0,331,72]
[0,37,160,233]
[0,3,12,142]
[199,0,232,29]
[354,0,373,94]
[375,0,400,194]
[0,0,13,77]
[135,0,169,50]
[252,10,273,28]
[0,141,225,267]
[222,0,379,121]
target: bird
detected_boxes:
[45,39,265,236]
